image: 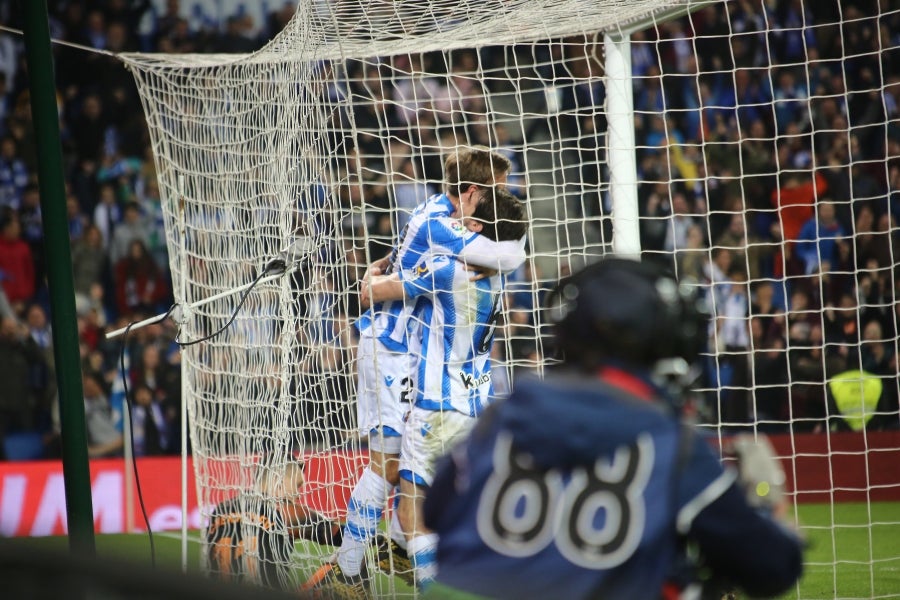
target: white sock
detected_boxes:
[408,533,439,588]
[337,468,389,576]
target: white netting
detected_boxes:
[121,0,900,596]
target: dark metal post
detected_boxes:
[20,0,96,554]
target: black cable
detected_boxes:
[120,321,156,568]
[175,258,286,347]
[111,257,288,565]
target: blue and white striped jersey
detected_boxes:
[400,254,501,416]
[356,193,525,353]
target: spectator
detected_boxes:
[492,124,527,199]
[24,303,55,425]
[131,344,179,447]
[137,178,168,271]
[716,267,751,426]
[630,29,656,77]
[772,68,810,133]
[676,223,708,282]
[706,246,733,312]
[0,208,34,313]
[113,239,168,318]
[751,314,789,427]
[265,2,296,39]
[6,92,37,174]
[96,148,143,193]
[823,292,859,353]
[819,239,856,307]
[68,93,108,165]
[17,184,43,278]
[130,384,169,456]
[0,135,28,211]
[92,182,122,249]
[663,191,696,254]
[66,193,88,242]
[110,201,149,265]
[82,370,123,458]
[770,0,816,64]
[506,260,544,314]
[638,180,670,252]
[859,319,896,377]
[0,316,47,458]
[71,223,109,301]
[76,285,109,353]
[715,212,774,281]
[857,210,898,273]
[785,318,829,432]
[433,50,487,132]
[795,199,846,274]
[391,53,440,128]
[0,73,10,137]
[772,171,826,243]
[0,37,15,98]
[750,280,785,340]
[213,14,260,53]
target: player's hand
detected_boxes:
[363,266,382,282]
[364,256,390,282]
[359,279,372,308]
[466,264,497,281]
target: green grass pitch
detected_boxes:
[11,502,900,599]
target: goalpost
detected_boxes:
[119,0,900,596]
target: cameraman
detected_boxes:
[424,258,803,599]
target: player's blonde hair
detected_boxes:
[444,145,511,198]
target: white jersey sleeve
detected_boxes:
[456,233,527,274]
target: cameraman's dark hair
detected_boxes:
[544,258,708,371]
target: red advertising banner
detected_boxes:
[0,457,202,537]
[0,452,368,537]
[3,432,897,537]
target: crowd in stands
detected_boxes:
[0,0,897,460]
[628,0,900,431]
[0,0,287,460]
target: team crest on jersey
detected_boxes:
[448,219,467,234]
[414,263,430,277]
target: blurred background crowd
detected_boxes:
[0,0,294,460]
[0,0,897,461]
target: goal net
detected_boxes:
[120,0,900,596]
